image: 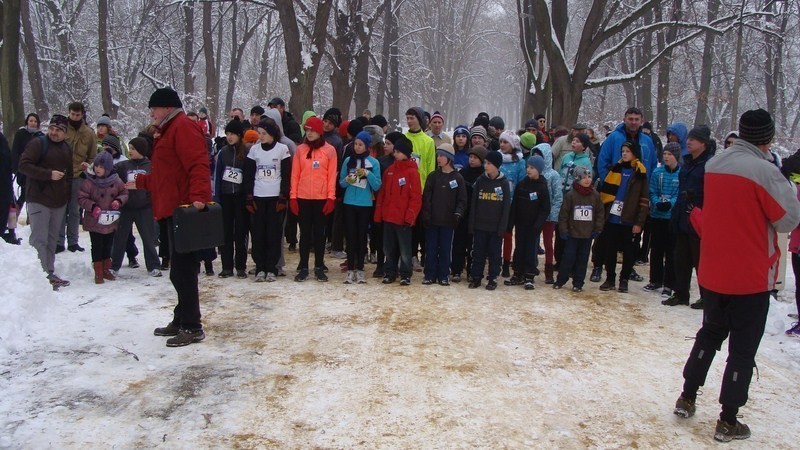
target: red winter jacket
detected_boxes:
[136,111,212,220]
[374,159,422,226]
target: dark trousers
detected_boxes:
[284,210,298,245]
[554,233,565,267]
[412,218,425,261]
[648,218,675,286]
[673,233,701,302]
[298,199,327,270]
[512,227,540,276]
[252,197,284,274]
[637,217,652,261]
[503,230,513,262]
[167,217,202,330]
[793,253,800,315]
[471,230,502,282]
[220,194,250,272]
[126,233,139,260]
[591,229,605,268]
[682,290,770,409]
[89,231,115,262]
[602,222,635,282]
[451,219,472,276]
[158,219,170,262]
[330,201,345,252]
[555,237,592,288]
[372,220,385,269]
[383,222,412,278]
[344,204,371,270]
[111,207,160,271]
[424,225,454,281]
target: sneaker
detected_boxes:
[295,268,309,282]
[661,288,673,297]
[590,267,602,282]
[344,270,356,284]
[438,279,450,286]
[537,246,545,255]
[255,271,267,282]
[628,270,644,282]
[661,294,689,306]
[399,277,411,286]
[47,274,70,288]
[367,252,377,264]
[315,267,328,282]
[331,250,347,259]
[618,279,629,293]
[572,286,583,292]
[218,270,234,278]
[382,275,396,284]
[160,259,170,270]
[356,270,366,284]
[67,244,85,252]
[236,270,247,279]
[422,278,435,285]
[673,396,696,418]
[148,269,163,277]
[714,419,751,442]
[128,258,140,269]
[690,298,705,310]
[643,282,662,291]
[468,280,482,289]
[166,329,205,347]
[55,244,66,254]
[264,272,275,282]
[451,273,461,283]
[504,275,524,286]
[153,322,179,336]
[412,257,422,272]
[277,267,286,277]
[524,279,535,290]
[599,278,616,291]
[486,279,497,290]
[108,269,119,278]
[785,322,800,337]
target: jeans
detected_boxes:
[383,222,412,278]
[252,197,285,274]
[471,229,502,282]
[111,207,160,271]
[424,225,454,281]
[344,204,372,270]
[555,237,593,288]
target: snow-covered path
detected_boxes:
[1,229,799,448]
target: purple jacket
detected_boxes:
[78,176,128,234]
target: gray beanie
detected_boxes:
[526,155,546,174]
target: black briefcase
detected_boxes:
[172,202,224,254]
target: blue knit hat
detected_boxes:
[355,130,372,149]
[527,155,546,175]
[453,125,470,138]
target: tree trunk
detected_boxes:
[256,13,274,105]
[518,0,550,121]
[97,0,117,118]
[0,0,24,137]
[224,2,239,115]
[183,2,195,100]
[694,0,720,126]
[20,0,48,120]
[375,0,392,116]
[655,0,682,132]
[764,1,787,129]
[202,2,218,121]
[636,10,654,121]
[388,6,400,130]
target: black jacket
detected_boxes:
[282,111,303,144]
[510,176,550,232]
[459,165,484,220]
[114,158,153,210]
[469,172,511,236]
[421,169,467,228]
[214,144,256,197]
[12,127,44,188]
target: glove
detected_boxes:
[685,202,694,215]
[92,206,101,218]
[276,195,287,212]
[110,200,121,210]
[454,213,462,225]
[591,231,600,239]
[656,201,671,212]
[559,233,569,241]
[245,195,257,214]
[289,199,300,216]
[345,174,357,185]
[322,198,335,216]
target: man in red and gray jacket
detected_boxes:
[136,87,212,347]
[672,109,800,442]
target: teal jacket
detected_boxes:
[339,155,381,207]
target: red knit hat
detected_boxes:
[304,116,324,135]
[339,120,350,139]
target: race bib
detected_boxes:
[529,192,538,201]
[127,169,146,182]
[494,186,503,195]
[398,177,406,187]
[660,195,671,203]
[574,205,593,221]
[256,164,278,181]
[349,170,368,189]
[449,180,458,189]
[222,166,243,184]
[312,160,320,169]
[98,210,120,226]
[411,153,421,168]
[610,200,623,216]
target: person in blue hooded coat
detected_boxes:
[666,122,689,158]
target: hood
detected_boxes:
[533,143,554,168]
[301,111,316,128]
[264,108,285,135]
[667,123,689,153]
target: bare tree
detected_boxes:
[98,0,118,118]
[0,0,24,135]
[19,0,48,120]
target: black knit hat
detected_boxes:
[485,150,503,169]
[738,109,775,146]
[663,142,681,161]
[406,107,427,130]
[622,141,641,160]
[393,136,413,158]
[370,114,388,128]
[574,133,592,150]
[128,137,151,158]
[489,116,505,130]
[688,125,712,145]
[385,131,405,145]
[347,117,366,138]
[323,107,343,127]
[148,88,183,108]
[102,134,122,156]
[224,120,245,137]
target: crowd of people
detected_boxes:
[2,88,800,442]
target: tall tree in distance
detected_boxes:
[0,0,24,137]
[98,0,118,118]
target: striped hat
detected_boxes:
[738,109,774,146]
[470,125,487,142]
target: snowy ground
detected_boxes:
[1,224,799,449]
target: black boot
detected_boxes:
[590,267,602,282]
[501,261,511,278]
[599,277,616,291]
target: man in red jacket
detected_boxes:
[672,109,800,442]
[135,87,212,347]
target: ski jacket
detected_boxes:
[374,159,422,226]
[214,145,256,198]
[648,164,680,220]
[404,129,436,187]
[533,143,563,223]
[597,123,656,183]
[671,148,713,236]
[559,151,593,194]
[666,123,689,157]
[499,151,526,193]
[17,136,73,208]
[339,154,382,207]
[290,140,338,201]
[78,175,128,234]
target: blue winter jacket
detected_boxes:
[533,143,563,223]
[649,164,680,220]
[339,155,382,207]
[559,151,593,194]
[597,123,656,183]
[666,123,689,157]
[500,151,526,193]
[671,148,714,236]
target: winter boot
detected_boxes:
[93,261,105,284]
[618,279,629,293]
[544,263,555,284]
[524,276,535,290]
[504,273,524,286]
[590,266,602,282]
[599,277,616,291]
[714,419,751,442]
[102,259,116,281]
[501,260,511,278]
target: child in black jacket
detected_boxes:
[506,155,550,289]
